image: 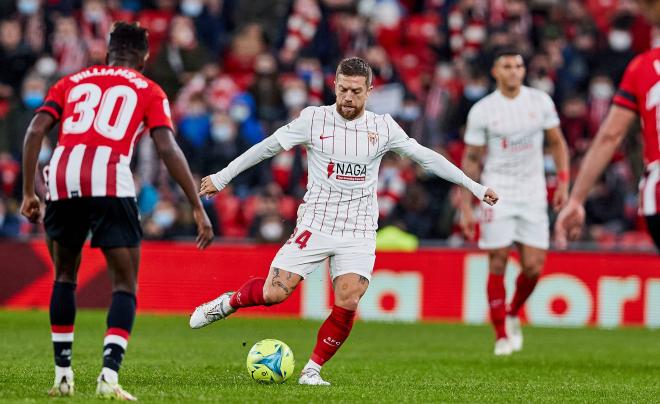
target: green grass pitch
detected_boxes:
[1,309,658,403]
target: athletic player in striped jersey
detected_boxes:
[459,49,570,356]
[20,22,213,400]
[190,57,499,385]
[555,47,660,251]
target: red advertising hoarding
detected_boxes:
[1,241,658,328]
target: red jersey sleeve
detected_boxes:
[36,77,68,121]
[144,84,174,132]
[613,56,642,112]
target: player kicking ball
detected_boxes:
[190,57,498,385]
[21,22,213,399]
[459,49,570,356]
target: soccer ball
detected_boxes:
[246,339,295,383]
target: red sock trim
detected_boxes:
[51,325,74,333]
[105,327,130,339]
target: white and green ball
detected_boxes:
[246,339,295,383]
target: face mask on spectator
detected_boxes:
[590,82,614,99]
[400,105,420,121]
[38,145,52,164]
[173,28,195,48]
[211,124,235,142]
[152,209,176,228]
[608,30,632,51]
[84,9,105,23]
[530,77,554,95]
[181,0,204,17]
[23,91,44,110]
[260,220,284,241]
[283,89,307,108]
[464,84,487,100]
[18,0,39,15]
[230,104,250,122]
[36,57,58,78]
[298,68,315,85]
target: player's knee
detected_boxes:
[262,287,288,306]
[522,261,543,277]
[489,254,508,274]
[335,288,364,311]
[521,255,545,276]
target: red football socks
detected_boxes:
[508,272,539,316]
[487,273,507,339]
[229,278,266,308]
[310,305,356,365]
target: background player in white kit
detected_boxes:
[459,50,570,356]
[190,57,499,385]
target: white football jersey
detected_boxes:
[464,86,560,204]
[274,105,423,239]
[212,104,486,240]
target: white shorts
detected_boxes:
[271,224,376,281]
[478,200,549,250]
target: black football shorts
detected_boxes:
[44,197,142,249]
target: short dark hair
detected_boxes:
[336,57,373,87]
[108,21,149,61]
[493,48,523,64]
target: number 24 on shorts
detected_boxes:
[286,228,312,249]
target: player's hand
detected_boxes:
[199,176,220,198]
[192,205,214,249]
[459,208,477,241]
[554,198,585,249]
[552,181,569,212]
[20,193,42,223]
[482,188,498,206]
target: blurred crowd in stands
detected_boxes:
[0,0,656,249]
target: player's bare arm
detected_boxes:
[459,144,486,240]
[20,112,57,223]
[152,127,213,249]
[555,105,637,247]
[545,127,570,212]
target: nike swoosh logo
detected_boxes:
[320,135,333,140]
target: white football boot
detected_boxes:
[298,368,331,386]
[494,337,513,356]
[189,291,236,329]
[96,374,137,401]
[506,315,523,352]
[48,367,74,397]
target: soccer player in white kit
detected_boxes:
[459,50,570,356]
[189,57,499,385]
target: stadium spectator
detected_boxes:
[1,0,656,250]
[0,196,20,238]
[0,19,37,95]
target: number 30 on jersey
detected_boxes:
[62,83,138,140]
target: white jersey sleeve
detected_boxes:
[464,102,487,146]
[273,106,315,151]
[385,114,488,200]
[540,92,560,129]
[209,135,283,191]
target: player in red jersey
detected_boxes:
[20,22,213,400]
[556,48,660,251]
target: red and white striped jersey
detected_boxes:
[612,49,660,215]
[37,65,173,201]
